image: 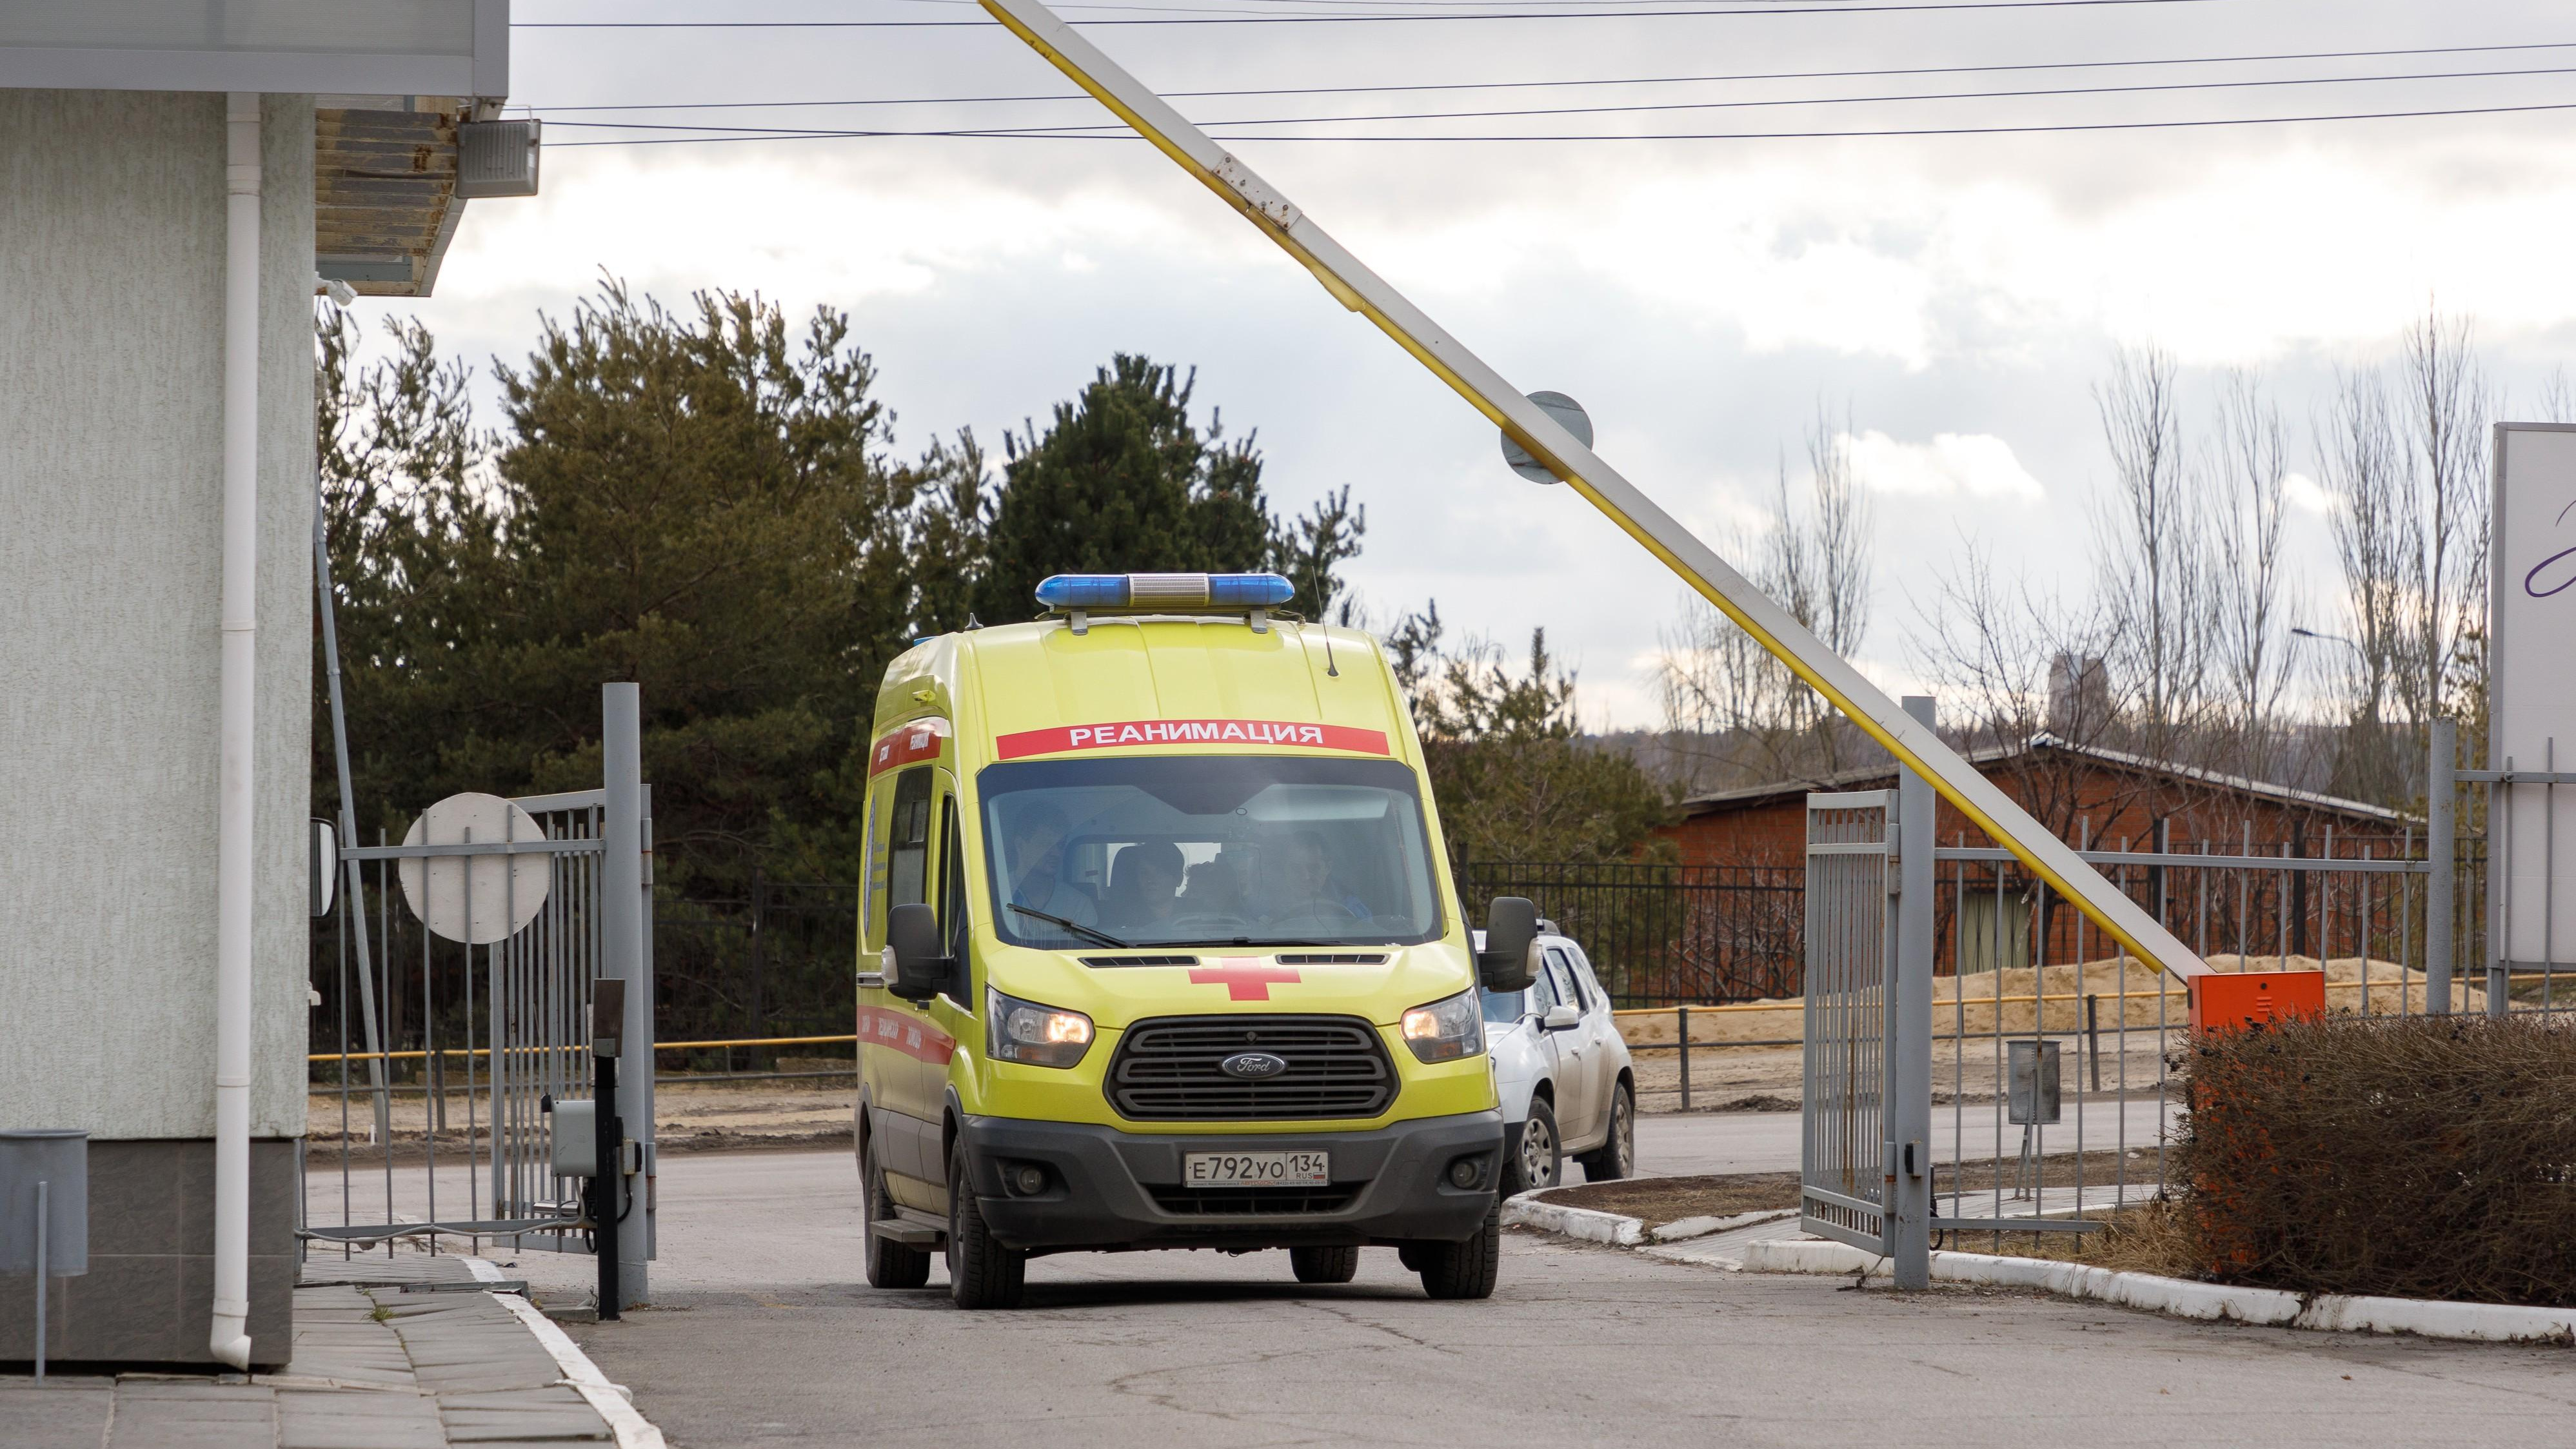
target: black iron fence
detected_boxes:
[1459,860,1805,1006]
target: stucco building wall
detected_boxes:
[0,90,315,1143]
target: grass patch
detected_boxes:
[1537,1172,1801,1227]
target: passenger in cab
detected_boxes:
[1104,840,1185,931]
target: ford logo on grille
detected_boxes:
[1218,1051,1289,1080]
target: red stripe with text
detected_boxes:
[995,718,1390,760]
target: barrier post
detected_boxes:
[2427,718,2455,1015]
[1888,697,1937,1290]
[1678,1003,1691,1111]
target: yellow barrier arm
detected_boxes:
[976,0,2206,982]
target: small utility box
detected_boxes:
[2188,969,2326,1033]
[2,1129,89,1379]
[551,1099,597,1179]
[2006,1041,2061,1126]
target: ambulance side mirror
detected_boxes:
[884,903,955,1003]
[1478,897,1537,994]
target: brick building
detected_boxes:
[1658,733,2417,976]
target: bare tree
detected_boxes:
[2208,369,2299,778]
[2092,342,2217,760]
[1658,404,1874,790]
[2396,310,2493,734]
[2541,366,2575,425]
[2317,308,2495,803]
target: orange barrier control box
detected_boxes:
[2188,969,2326,1033]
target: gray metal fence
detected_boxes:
[1798,712,2576,1285]
[302,686,656,1304]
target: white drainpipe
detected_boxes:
[210,90,260,1372]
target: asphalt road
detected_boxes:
[455,1138,2576,1449]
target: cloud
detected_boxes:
[2285,471,2339,515]
[1841,430,2045,500]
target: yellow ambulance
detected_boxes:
[851,571,1539,1308]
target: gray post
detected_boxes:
[1889,696,1937,1290]
[600,684,650,1308]
[314,500,391,1141]
[1677,1003,1690,1111]
[33,1180,45,1383]
[2427,718,2455,1016]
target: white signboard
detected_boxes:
[397,793,551,945]
[2490,424,2576,968]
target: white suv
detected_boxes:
[1481,928,1636,1195]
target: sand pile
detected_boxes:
[1617,952,2470,1047]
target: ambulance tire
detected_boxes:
[862,1135,931,1290]
[1414,1203,1501,1301]
[1289,1246,1361,1284]
[947,1141,1027,1310]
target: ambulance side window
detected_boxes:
[936,796,973,1001]
[886,767,934,913]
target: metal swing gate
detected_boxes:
[1799,699,1937,1288]
[304,685,657,1304]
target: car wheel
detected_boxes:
[862,1132,931,1290]
[1576,1081,1636,1183]
[1289,1246,1360,1284]
[946,1139,1027,1309]
[1500,1098,1561,1198]
[1414,1202,1501,1301]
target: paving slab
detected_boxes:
[2,1256,651,1449]
[277,1386,451,1449]
[0,1379,115,1448]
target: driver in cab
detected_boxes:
[1267,830,1369,923]
[1005,804,1099,940]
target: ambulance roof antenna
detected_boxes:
[974,0,2205,983]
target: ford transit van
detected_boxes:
[853,571,1538,1308]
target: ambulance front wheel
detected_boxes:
[948,1139,1029,1309]
[862,1134,931,1290]
[1412,1203,1501,1301]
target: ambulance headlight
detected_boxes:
[987,985,1094,1069]
[1400,989,1483,1064]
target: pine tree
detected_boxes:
[975,354,1363,622]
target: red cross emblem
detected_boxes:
[1187,958,1303,1001]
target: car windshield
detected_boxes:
[1479,987,1529,1026]
[977,754,1444,950]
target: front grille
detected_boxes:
[1148,1185,1357,1216]
[1273,952,1388,965]
[1107,1014,1394,1121]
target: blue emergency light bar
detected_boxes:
[1034,572,1296,611]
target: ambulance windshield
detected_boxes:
[977,756,1444,950]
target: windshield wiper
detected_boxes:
[1007,903,1133,950]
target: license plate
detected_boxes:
[1183,1150,1331,1187]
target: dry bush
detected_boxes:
[2176,1014,2576,1306]
[1957,1198,2204,1280]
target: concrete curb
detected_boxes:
[1732,1239,2576,1345]
[466,1259,669,1448]
[1652,1208,1798,1243]
[1500,1192,1645,1247]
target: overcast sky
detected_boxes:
[378,0,2576,727]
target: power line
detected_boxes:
[519,39,2576,113]
[516,0,2231,29]
[533,62,2576,134]
[546,97,2576,143]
